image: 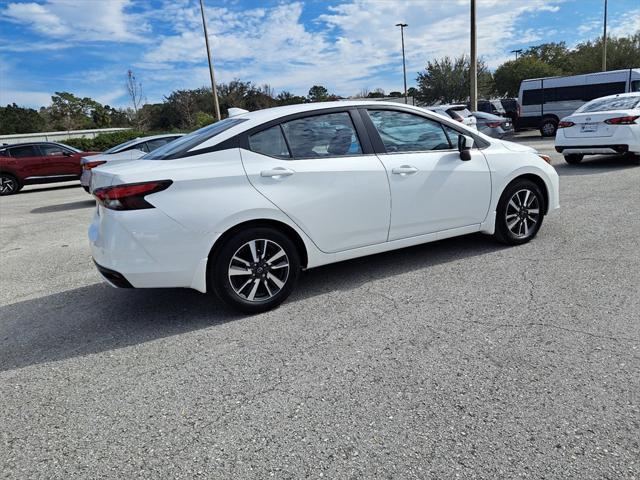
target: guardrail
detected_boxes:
[0,128,131,145]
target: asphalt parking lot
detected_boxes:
[1,133,639,479]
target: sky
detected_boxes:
[0,0,639,109]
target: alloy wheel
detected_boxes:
[505,189,540,238]
[227,239,290,302]
[0,175,17,195]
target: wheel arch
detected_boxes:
[206,218,309,276]
[506,173,550,214]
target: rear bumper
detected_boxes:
[93,260,133,288]
[555,144,629,155]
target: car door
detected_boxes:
[6,145,43,179]
[363,108,491,240]
[37,144,80,176]
[240,110,391,253]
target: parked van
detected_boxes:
[518,68,640,137]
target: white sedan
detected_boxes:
[555,92,640,164]
[89,101,559,313]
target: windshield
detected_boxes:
[103,138,142,154]
[576,95,640,113]
[143,118,247,160]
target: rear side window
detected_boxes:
[8,145,38,158]
[280,112,362,158]
[368,110,452,153]
[249,125,290,158]
[145,138,173,152]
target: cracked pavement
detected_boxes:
[1,133,639,479]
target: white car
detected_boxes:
[426,105,478,129]
[89,101,559,313]
[555,92,640,164]
[80,134,183,191]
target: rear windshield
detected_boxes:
[104,138,142,154]
[143,118,247,160]
[576,95,640,113]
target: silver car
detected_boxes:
[80,134,183,192]
[471,112,514,139]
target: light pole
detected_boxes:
[469,0,477,111]
[602,0,608,71]
[199,0,221,121]
[511,49,523,61]
[396,23,408,104]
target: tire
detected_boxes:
[539,118,558,137]
[210,227,301,313]
[0,173,21,196]
[564,154,583,164]
[493,179,545,245]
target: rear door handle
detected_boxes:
[391,165,418,175]
[260,168,294,178]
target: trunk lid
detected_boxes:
[561,109,637,138]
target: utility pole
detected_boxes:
[470,0,477,111]
[199,0,221,121]
[396,23,408,104]
[602,0,608,71]
[511,49,523,61]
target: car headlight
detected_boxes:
[537,154,552,164]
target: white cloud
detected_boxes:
[0,89,52,108]
[609,8,640,37]
[2,0,149,43]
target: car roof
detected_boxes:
[0,141,71,149]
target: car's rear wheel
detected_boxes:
[0,173,21,196]
[564,154,583,164]
[211,227,300,313]
[493,179,545,245]
[539,118,558,137]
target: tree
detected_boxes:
[388,91,403,98]
[416,55,494,105]
[126,69,146,127]
[308,85,329,102]
[48,92,101,131]
[276,91,307,105]
[493,57,562,97]
[367,88,385,98]
[0,104,46,134]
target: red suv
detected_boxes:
[0,142,99,195]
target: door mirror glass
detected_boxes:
[458,134,474,161]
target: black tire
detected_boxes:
[539,118,558,137]
[493,179,545,245]
[210,227,300,313]
[0,173,21,196]
[564,154,583,164]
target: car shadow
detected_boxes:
[19,183,81,194]
[554,154,639,176]
[30,199,96,214]
[0,233,503,372]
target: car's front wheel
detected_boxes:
[539,118,558,137]
[211,227,300,313]
[0,173,21,196]
[564,154,583,164]
[493,179,545,245]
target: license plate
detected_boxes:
[581,123,598,133]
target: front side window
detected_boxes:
[8,145,38,158]
[631,80,640,92]
[281,112,362,158]
[368,110,452,153]
[39,144,68,156]
[249,125,290,158]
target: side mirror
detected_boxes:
[458,134,474,161]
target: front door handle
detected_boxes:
[391,165,419,175]
[260,168,294,178]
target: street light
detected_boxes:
[602,0,608,71]
[396,23,408,104]
[199,0,221,121]
[469,0,477,111]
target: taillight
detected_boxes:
[487,121,501,128]
[558,121,574,128]
[604,115,639,125]
[83,160,106,170]
[94,180,172,211]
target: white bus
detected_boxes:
[518,68,640,136]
